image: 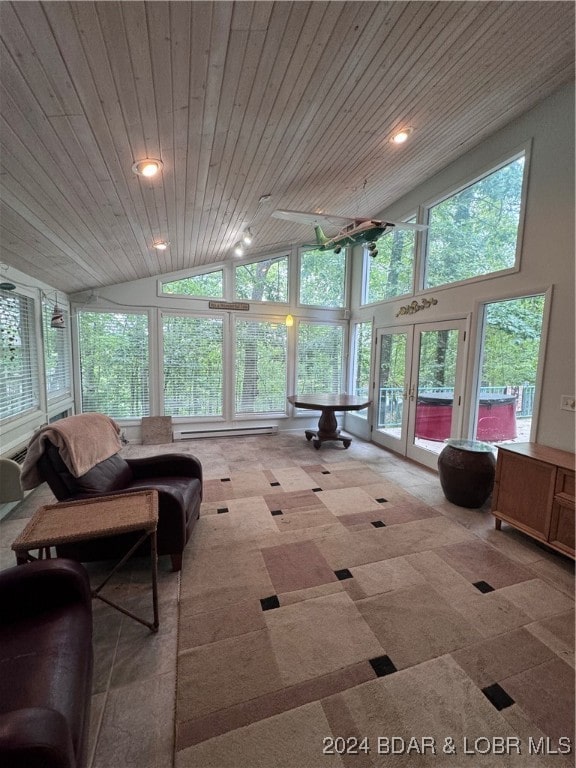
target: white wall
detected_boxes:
[348,84,575,452]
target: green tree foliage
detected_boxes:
[235,256,288,302]
[365,227,415,303]
[163,315,223,416]
[425,156,525,288]
[235,320,287,413]
[482,295,545,387]
[162,271,223,297]
[79,312,149,418]
[299,248,345,307]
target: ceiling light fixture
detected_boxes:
[152,240,170,251]
[132,158,164,177]
[242,229,253,245]
[234,243,245,257]
[390,127,413,145]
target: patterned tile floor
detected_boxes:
[0,431,573,767]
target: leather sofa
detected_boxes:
[0,559,93,768]
[36,444,203,571]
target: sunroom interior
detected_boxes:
[0,3,575,767]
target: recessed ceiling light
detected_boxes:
[390,128,413,145]
[132,158,164,177]
[152,240,169,250]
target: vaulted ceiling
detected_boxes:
[0,1,574,293]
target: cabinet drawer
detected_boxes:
[555,469,575,499]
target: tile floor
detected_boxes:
[0,431,573,767]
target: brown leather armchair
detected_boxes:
[0,559,93,768]
[36,443,202,571]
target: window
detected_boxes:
[161,270,223,298]
[42,299,72,402]
[299,248,345,307]
[78,311,149,418]
[162,315,223,417]
[362,222,416,304]
[351,322,372,418]
[235,255,288,303]
[297,322,344,394]
[235,320,287,414]
[425,154,526,288]
[474,294,545,443]
[0,290,39,420]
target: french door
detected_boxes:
[372,319,468,469]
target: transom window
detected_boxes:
[299,247,346,307]
[424,153,526,288]
[235,255,288,303]
[362,220,416,304]
[161,270,223,298]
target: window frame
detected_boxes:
[419,145,530,292]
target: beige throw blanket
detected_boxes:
[21,413,123,490]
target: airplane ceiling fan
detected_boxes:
[272,209,427,257]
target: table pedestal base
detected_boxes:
[305,410,351,449]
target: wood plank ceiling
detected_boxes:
[0,1,574,293]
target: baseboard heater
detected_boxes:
[174,425,278,440]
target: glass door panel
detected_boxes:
[372,320,467,469]
[407,321,466,467]
[474,295,545,445]
[372,327,412,454]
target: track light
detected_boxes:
[234,242,244,257]
[242,229,253,245]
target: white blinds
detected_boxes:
[351,322,372,419]
[78,311,149,418]
[297,322,343,395]
[42,299,72,402]
[0,290,39,420]
[235,319,287,414]
[163,314,223,417]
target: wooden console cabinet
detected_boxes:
[492,443,575,558]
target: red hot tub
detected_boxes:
[415,393,517,442]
